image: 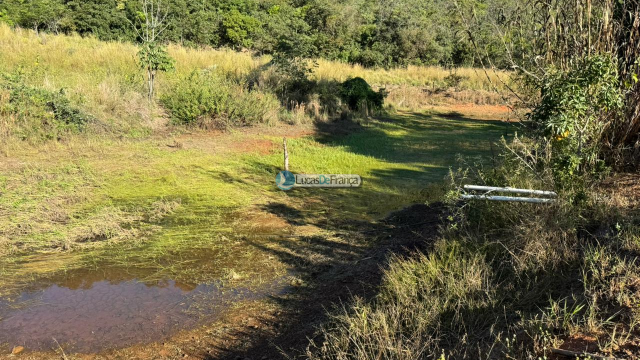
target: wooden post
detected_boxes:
[283,137,289,171]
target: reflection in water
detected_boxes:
[0,275,286,352]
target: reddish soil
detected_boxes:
[427,103,516,121]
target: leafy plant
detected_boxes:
[444,72,468,89]
[1,72,93,140]
[339,77,386,113]
[160,71,230,126]
[529,55,623,189]
[127,0,175,100]
[222,9,259,48]
[160,70,279,128]
[137,41,174,100]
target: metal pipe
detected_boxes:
[463,185,557,197]
[461,194,556,203]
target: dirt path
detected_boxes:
[216,203,447,360]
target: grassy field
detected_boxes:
[0,110,510,297]
[0,24,511,136]
[0,24,516,358]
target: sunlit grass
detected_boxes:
[0,24,507,109]
[313,59,511,91]
[0,109,509,295]
[0,22,511,296]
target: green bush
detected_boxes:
[443,73,468,89]
[529,54,624,189]
[222,9,260,48]
[160,70,279,128]
[160,71,231,125]
[0,73,93,140]
[339,77,386,113]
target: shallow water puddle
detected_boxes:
[0,270,288,352]
[0,201,297,353]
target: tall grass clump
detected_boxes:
[307,133,640,358]
[307,241,494,359]
[313,60,511,92]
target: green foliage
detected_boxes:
[443,73,468,89]
[160,71,231,125]
[529,55,624,189]
[339,77,385,112]
[137,42,174,73]
[0,0,67,32]
[160,70,279,127]
[0,0,517,68]
[0,72,93,140]
[66,0,134,40]
[137,41,174,99]
[270,55,317,105]
[222,9,260,48]
[0,8,12,25]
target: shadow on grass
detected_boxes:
[198,111,518,359]
[315,111,512,165]
[204,203,446,360]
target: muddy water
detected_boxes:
[0,204,294,353]
[0,267,289,352]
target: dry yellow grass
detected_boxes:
[0,23,509,92]
[313,59,511,91]
[0,23,511,138]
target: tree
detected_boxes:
[127,0,174,101]
[1,0,67,34]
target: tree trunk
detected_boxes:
[147,68,154,101]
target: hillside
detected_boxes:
[0,23,510,140]
[0,0,518,68]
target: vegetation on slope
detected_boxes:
[0,23,509,140]
[0,23,511,300]
[0,0,521,68]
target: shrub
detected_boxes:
[160,70,279,128]
[222,9,260,48]
[160,71,231,126]
[269,50,317,105]
[528,54,624,189]
[0,72,93,140]
[443,72,468,89]
[339,77,386,113]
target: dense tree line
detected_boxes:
[0,0,517,68]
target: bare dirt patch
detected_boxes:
[428,103,514,121]
[600,173,640,211]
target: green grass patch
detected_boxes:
[0,110,510,296]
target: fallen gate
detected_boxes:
[460,185,557,203]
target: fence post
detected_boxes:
[283,137,289,171]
